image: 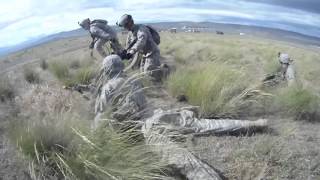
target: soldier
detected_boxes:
[278,52,291,80]
[117,14,162,82]
[95,55,126,114]
[142,107,268,180]
[79,18,123,58]
[93,55,147,127]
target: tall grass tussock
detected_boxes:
[10,85,166,179]
[0,75,15,101]
[167,62,250,117]
[49,60,96,87]
[23,67,41,84]
[274,86,320,121]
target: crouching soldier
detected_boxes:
[94,55,147,127]
[79,18,123,58]
[117,14,162,82]
[278,52,292,80]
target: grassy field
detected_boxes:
[159,32,320,179]
[160,32,320,120]
[1,32,320,179]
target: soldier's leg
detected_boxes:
[94,39,107,57]
[146,109,268,135]
[280,63,289,80]
[192,118,268,135]
[143,52,161,82]
[143,111,223,180]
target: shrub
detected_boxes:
[49,61,96,87]
[49,61,70,83]
[74,67,96,85]
[11,116,165,179]
[10,114,84,179]
[10,85,165,179]
[0,75,15,101]
[66,123,166,180]
[69,60,80,69]
[167,62,250,117]
[40,59,48,70]
[274,86,320,121]
[23,67,41,84]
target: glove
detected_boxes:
[89,42,94,49]
[126,52,134,59]
[119,49,128,60]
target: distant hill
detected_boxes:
[1,22,319,57]
[149,22,320,47]
[0,29,87,57]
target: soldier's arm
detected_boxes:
[126,33,132,49]
[129,29,147,54]
[90,27,112,41]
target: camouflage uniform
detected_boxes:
[142,108,268,180]
[95,55,125,113]
[90,21,122,57]
[94,55,147,126]
[278,53,290,80]
[126,24,161,81]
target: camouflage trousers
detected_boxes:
[95,38,123,58]
[140,51,162,82]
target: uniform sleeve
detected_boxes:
[90,26,112,41]
[129,28,147,54]
[126,33,132,49]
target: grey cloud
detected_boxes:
[243,0,320,13]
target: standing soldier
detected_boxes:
[117,14,162,82]
[79,18,123,58]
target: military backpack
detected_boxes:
[146,26,160,45]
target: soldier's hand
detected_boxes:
[90,50,94,57]
[126,52,134,59]
[119,50,128,60]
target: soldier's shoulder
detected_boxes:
[136,24,149,32]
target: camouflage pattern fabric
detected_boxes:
[142,108,268,180]
[127,24,161,81]
[90,22,122,57]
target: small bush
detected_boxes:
[66,123,166,180]
[10,114,84,179]
[74,67,96,85]
[10,115,165,179]
[10,85,165,179]
[69,60,80,69]
[40,59,48,70]
[167,62,250,117]
[49,61,70,81]
[23,67,41,84]
[274,86,320,121]
[49,61,95,87]
[0,76,15,101]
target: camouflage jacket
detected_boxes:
[126,24,159,56]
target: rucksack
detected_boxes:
[89,19,109,45]
[146,25,160,45]
[91,19,109,33]
[91,19,108,25]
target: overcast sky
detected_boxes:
[1,0,320,48]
